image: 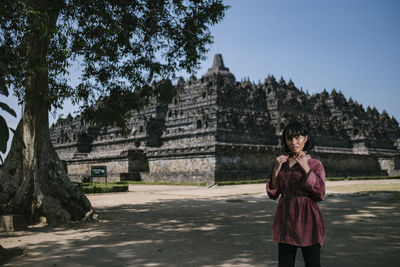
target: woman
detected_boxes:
[267,122,326,267]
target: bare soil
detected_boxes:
[1,180,400,266]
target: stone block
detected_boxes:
[0,215,27,231]
[120,172,142,181]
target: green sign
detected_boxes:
[91,166,107,177]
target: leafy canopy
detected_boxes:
[0,60,25,163]
[0,0,228,130]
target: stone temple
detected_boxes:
[50,54,400,184]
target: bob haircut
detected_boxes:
[281,122,314,153]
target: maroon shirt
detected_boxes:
[266,154,326,247]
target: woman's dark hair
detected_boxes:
[281,121,314,153]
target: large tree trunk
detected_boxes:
[0,0,94,226]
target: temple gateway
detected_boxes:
[50,54,400,184]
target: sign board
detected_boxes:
[91,166,107,177]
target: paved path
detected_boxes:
[1,180,400,266]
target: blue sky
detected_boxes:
[1,0,400,157]
[190,0,400,121]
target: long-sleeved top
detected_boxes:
[266,154,326,247]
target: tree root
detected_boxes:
[0,245,24,265]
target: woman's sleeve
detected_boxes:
[266,168,280,200]
[301,160,326,202]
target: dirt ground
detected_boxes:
[1,180,400,267]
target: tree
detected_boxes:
[0,0,227,226]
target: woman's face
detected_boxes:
[285,134,308,155]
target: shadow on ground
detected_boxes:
[2,192,400,267]
[321,191,400,267]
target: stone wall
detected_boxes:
[67,157,129,182]
[139,145,216,184]
[215,145,277,181]
[312,152,386,177]
[142,155,216,184]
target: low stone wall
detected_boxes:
[215,144,277,181]
[214,145,395,181]
[312,152,387,177]
[67,157,129,183]
[143,150,216,184]
[62,145,398,184]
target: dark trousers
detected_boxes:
[278,243,321,267]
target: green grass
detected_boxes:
[216,179,267,186]
[124,181,208,186]
[216,176,400,185]
[72,175,400,190]
[326,175,400,181]
[73,182,128,194]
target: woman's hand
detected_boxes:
[270,155,289,189]
[273,155,289,176]
[295,151,311,174]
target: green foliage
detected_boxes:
[0,0,228,131]
[0,59,25,164]
[0,103,16,118]
[0,116,9,157]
